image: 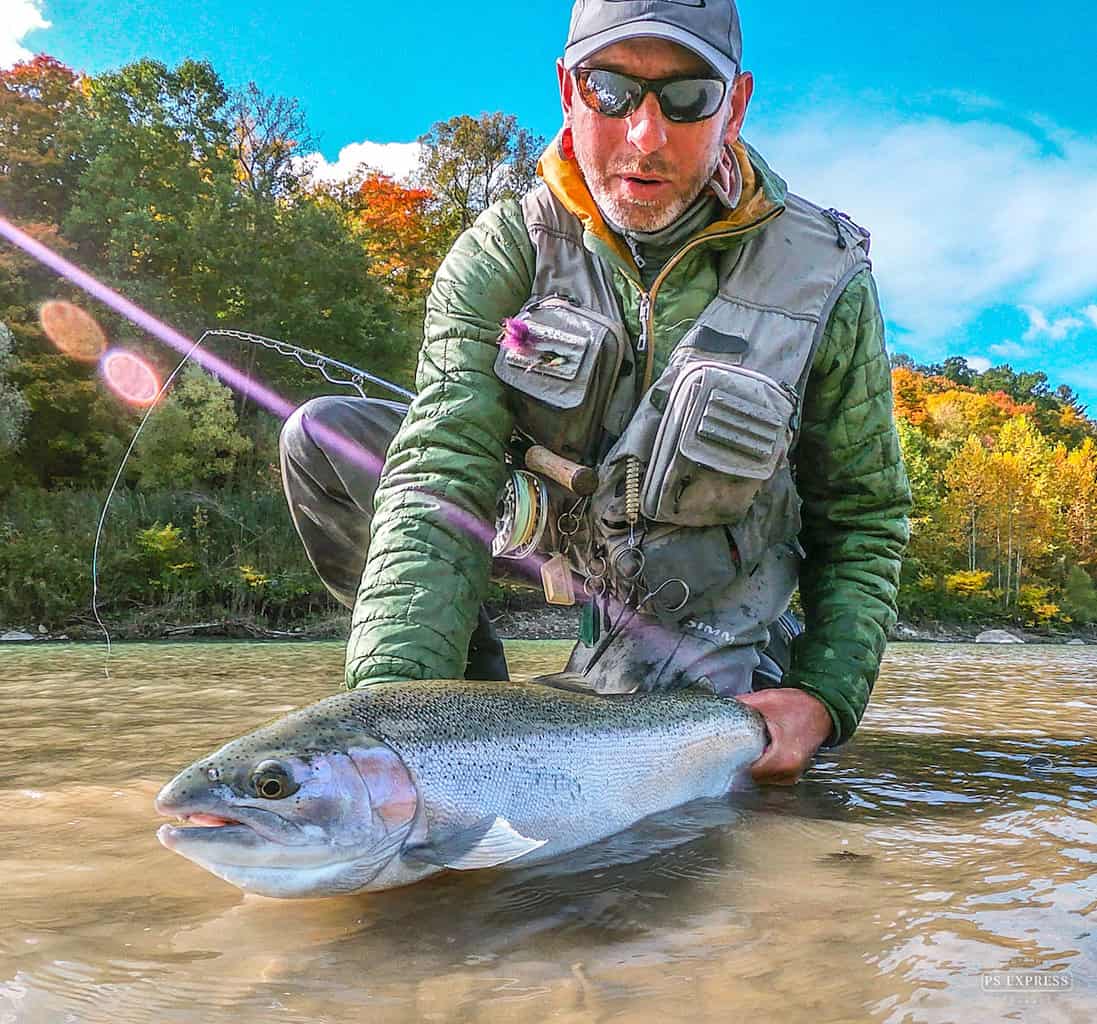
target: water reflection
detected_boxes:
[0,641,1094,1022]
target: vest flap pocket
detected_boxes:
[494,303,609,411]
[680,376,788,481]
[641,362,796,528]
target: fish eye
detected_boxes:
[250,760,297,800]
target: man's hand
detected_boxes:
[736,688,834,785]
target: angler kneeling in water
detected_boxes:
[278,0,910,784]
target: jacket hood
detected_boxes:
[536,134,788,271]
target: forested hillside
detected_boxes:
[0,55,539,633]
[1,55,1095,636]
[892,357,1096,627]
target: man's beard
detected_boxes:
[574,133,726,234]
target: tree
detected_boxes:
[416,112,545,234]
[941,355,974,387]
[0,55,86,223]
[943,435,995,573]
[64,58,234,292]
[352,171,444,306]
[132,364,251,489]
[923,388,1033,443]
[891,366,928,425]
[227,81,314,199]
[1053,438,1097,568]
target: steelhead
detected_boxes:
[156,674,766,898]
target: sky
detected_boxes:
[4,0,1097,412]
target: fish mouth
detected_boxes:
[155,795,306,856]
[156,808,404,899]
[157,811,267,857]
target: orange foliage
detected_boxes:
[353,172,441,303]
[891,366,930,425]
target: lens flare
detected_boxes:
[39,299,108,362]
[102,349,161,406]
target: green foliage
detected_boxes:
[0,487,339,629]
[0,322,29,453]
[64,58,233,286]
[10,350,132,487]
[1062,566,1097,625]
[0,55,87,223]
[416,112,545,236]
[132,365,252,489]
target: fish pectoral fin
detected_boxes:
[404,816,547,870]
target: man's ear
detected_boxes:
[557,58,574,120]
[724,71,754,145]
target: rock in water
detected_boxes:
[975,629,1024,644]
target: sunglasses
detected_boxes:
[574,68,728,124]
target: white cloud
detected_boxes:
[753,106,1097,348]
[299,140,423,185]
[963,355,992,373]
[1020,305,1086,341]
[989,340,1027,359]
[0,0,50,68]
[1084,305,1097,328]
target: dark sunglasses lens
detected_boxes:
[659,79,725,122]
[578,70,640,117]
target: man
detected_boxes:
[280,0,911,784]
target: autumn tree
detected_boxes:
[416,112,544,235]
[0,55,86,224]
[351,171,443,306]
[943,435,996,573]
[991,417,1057,602]
[1053,438,1097,568]
[944,417,1057,606]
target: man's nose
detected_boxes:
[624,92,668,155]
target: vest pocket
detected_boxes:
[494,297,624,463]
[641,361,797,528]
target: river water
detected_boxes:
[0,640,1094,1023]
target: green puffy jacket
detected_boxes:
[346,138,911,746]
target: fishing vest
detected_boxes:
[495,184,870,691]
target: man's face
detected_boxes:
[558,37,753,233]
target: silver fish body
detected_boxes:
[156,675,766,898]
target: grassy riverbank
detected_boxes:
[3,486,1096,644]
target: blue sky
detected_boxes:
[5,0,1097,412]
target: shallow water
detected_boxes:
[1,640,1094,1023]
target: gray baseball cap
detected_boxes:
[564,0,742,82]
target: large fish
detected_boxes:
[155,675,766,898]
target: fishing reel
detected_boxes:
[492,469,550,560]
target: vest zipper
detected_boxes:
[622,234,646,270]
[637,292,651,353]
[634,206,784,391]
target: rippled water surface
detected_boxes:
[1,640,1094,1023]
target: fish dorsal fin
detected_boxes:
[404,816,547,870]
